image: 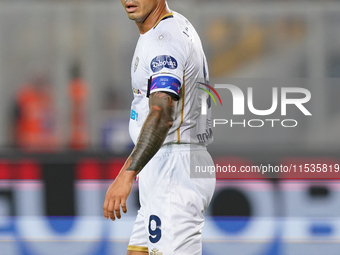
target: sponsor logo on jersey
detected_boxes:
[197,128,213,143]
[130,109,138,121]
[183,27,190,37]
[150,55,177,72]
[150,248,163,255]
[132,87,142,95]
[134,56,139,72]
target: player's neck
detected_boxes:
[136,2,171,34]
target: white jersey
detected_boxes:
[129,11,213,146]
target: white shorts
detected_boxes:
[128,144,216,255]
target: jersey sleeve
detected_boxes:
[144,28,187,97]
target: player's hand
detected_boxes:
[103,170,134,221]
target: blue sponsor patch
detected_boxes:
[150,55,178,73]
[150,76,181,95]
[130,109,138,121]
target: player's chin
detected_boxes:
[126,12,143,22]
[126,12,137,20]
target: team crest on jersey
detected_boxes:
[150,248,162,255]
[150,55,177,73]
[134,56,139,72]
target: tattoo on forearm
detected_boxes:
[126,92,175,174]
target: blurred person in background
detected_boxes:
[13,71,57,151]
[100,86,134,153]
[68,62,89,150]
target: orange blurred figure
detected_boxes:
[15,74,57,151]
[68,63,89,150]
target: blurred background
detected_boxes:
[0,0,340,254]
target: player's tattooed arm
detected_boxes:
[103,91,176,220]
[126,91,176,174]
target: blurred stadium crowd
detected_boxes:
[0,0,338,153]
[0,0,337,180]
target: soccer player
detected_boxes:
[103,0,216,254]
